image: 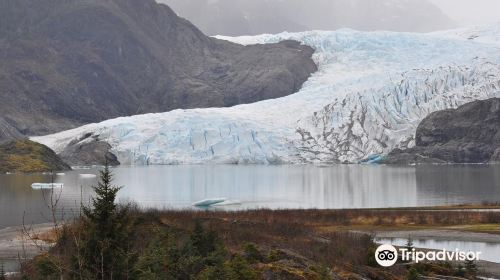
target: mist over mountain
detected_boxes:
[160,0,456,36]
[0,0,316,143]
[429,0,500,26]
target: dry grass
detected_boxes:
[31,227,60,243]
[137,207,500,273]
[155,208,500,229]
[456,223,500,234]
[21,207,494,280]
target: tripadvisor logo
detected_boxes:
[375,244,482,267]
[375,244,398,267]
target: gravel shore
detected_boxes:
[0,223,54,272]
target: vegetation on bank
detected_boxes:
[12,167,497,279]
[0,140,70,173]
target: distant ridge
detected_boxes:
[0,0,316,143]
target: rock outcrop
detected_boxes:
[0,140,71,173]
[0,0,316,142]
[58,133,120,167]
[383,98,500,164]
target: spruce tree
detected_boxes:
[191,221,218,257]
[465,259,478,276]
[0,262,6,280]
[406,267,419,280]
[405,235,414,252]
[83,164,123,240]
[79,164,133,279]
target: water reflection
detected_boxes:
[0,164,499,229]
[376,237,500,263]
[416,165,500,206]
[111,165,418,209]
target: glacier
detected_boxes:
[32,25,500,164]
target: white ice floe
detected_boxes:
[193,198,228,207]
[32,24,500,164]
[79,174,97,179]
[31,183,64,190]
[212,200,243,207]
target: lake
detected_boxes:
[376,237,500,264]
[0,164,499,230]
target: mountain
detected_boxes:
[383,98,500,164]
[160,0,456,36]
[32,25,500,165]
[0,0,316,143]
[0,140,70,173]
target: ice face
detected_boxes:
[33,26,500,164]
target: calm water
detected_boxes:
[0,164,499,229]
[376,237,500,263]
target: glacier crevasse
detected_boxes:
[32,25,500,164]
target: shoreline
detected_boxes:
[369,229,500,278]
[1,207,500,276]
[0,223,55,266]
[372,228,500,243]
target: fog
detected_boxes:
[158,0,499,36]
[158,0,454,36]
[428,0,500,26]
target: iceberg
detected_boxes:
[31,183,64,190]
[79,174,97,178]
[32,25,500,164]
[193,198,228,207]
[212,200,243,207]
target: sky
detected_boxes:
[428,0,500,26]
[158,0,500,36]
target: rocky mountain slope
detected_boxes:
[161,0,455,36]
[383,98,500,164]
[33,25,500,165]
[0,140,70,173]
[0,0,316,143]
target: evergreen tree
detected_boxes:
[78,164,134,279]
[226,255,257,280]
[190,221,218,258]
[406,267,419,280]
[134,233,170,280]
[455,264,466,277]
[242,243,264,264]
[406,235,414,251]
[0,262,6,280]
[465,259,478,276]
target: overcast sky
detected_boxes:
[428,0,500,26]
[159,0,500,36]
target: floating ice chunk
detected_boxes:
[72,166,92,170]
[193,198,227,207]
[79,174,97,178]
[212,200,242,207]
[31,183,63,189]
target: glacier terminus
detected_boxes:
[32,25,500,165]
